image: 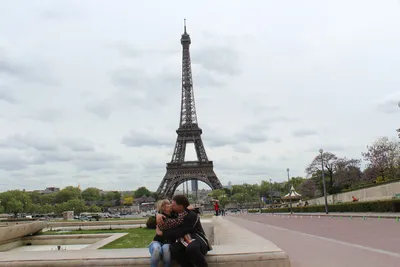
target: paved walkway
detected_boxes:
[228,214,400,267]
[262,212,400,218]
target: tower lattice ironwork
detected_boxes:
[156,20,223,199]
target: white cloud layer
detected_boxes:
[0,0,399,191]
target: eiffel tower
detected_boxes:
[156,20,223,199]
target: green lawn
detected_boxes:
[41,228,155,249]
[49,217,146,222]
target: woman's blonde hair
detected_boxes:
[156,199,170,213]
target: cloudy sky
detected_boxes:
[0,0,399,192]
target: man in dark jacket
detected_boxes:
[156,195,211,267]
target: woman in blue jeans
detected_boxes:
[149,199,173,267]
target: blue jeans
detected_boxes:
[149,241,171,267]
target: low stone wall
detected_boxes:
[0,222,47,246]
[308,181,400,205]
[22,234,111,246]
[0,218,290,267]
[47,219,146,228]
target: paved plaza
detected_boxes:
[228,213,400,267]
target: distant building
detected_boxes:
[32,187,60,195]
[223,181,232,189]
[62,211,74,221]
[191,180,198,192]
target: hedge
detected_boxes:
[248,199,400,213]
[146,216,156,229]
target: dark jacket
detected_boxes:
[163,209,212,251]
[153,212,177,244]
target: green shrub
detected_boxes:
[254,199,400,213]
[248,209,259,213]
[146,216,156,229]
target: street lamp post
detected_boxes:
[319,149,329,214]
[397,102,400,138]
[269,179,274,214]
[269,179,273,204]
[286,168,293,214]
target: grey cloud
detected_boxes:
[191,47,240,76]
[0,154,29,171]
[73,155,127,172]
[377,95,400,114]
[74,161,114,171]
[25,109,63,122]
[0,53,56,85]
[194,70,225,87]
[111,68,144,89]
[292,129,318,137]
[26,149,122,172]
[0,56,29,79]
[114,44,179,58]
[121,129,174,147]
[204,124,271,147]
[38,4,80,20]
[111,68,178,108]
[86,100,113,119]
[0,88,17,104]
[233,145,251,154]
[305,144,349,153]
[62,139,95,152]
[0,134,96,153]
[0,134,59,151]
[33,151,73,163]
[216,159,281,177]
[33,169,59,176]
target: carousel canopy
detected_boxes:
[282,186,302,199]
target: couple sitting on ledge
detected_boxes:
[149,195,212,267]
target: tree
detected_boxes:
[362,137,400,181]
[55,199,86,214]
[298,179,318,198]
[334,158,362,189]
[0,190,32,213]
[7,198,24,217]
[208,189,226,199]
[306,151,338,190]
[82,187,101,201]
[231,185,245,195]
[230,193,248,204]
[134,187,151,198]
[289,177,306,190]
[87,205,101,213]
[260,180,272,197]
[55,186,81,203]
[123,196,134,205]
[39,193,56,205]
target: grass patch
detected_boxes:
[41,228,155,249]
[49,217,146,222]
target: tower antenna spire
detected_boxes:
[184,18,187,33]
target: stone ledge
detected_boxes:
[0,222,47,246]
[47,220,146,228]
[0,249,289,267]
[0,217,291,267]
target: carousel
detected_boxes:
[281,185,302,201]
